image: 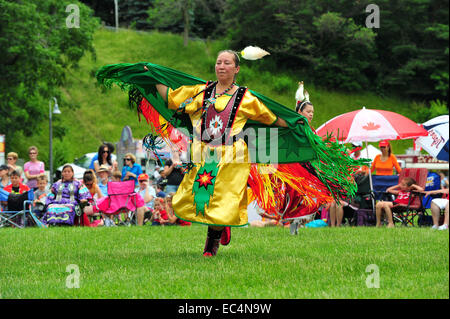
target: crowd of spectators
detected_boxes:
[0,142,447,230]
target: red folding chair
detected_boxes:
[391,168,428,226]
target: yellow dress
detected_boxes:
[167,83,277,227]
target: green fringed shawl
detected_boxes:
[96,62,369,199]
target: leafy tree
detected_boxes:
[371,0,449,100]
[147,0,225,45]
[148,0,193,46]
[119,0,154,30]
[310,12,376,90]
[221,0,448,101]
[222,0,376,90]
[0,0,99,155]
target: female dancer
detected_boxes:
[154,50,288,256]
[96,50,365,256]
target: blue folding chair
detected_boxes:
[0,189,45,228]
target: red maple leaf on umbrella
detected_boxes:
[195,170,215,189]
[362,122,381,131]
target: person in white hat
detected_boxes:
[97,164,111,197]
[153,165,161,181]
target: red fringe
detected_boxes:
[248,163,333,221]
[138,98,188,152]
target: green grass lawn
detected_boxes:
[0,225,448,299]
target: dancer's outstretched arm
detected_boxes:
[156,84,168,102]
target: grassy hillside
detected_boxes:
[25,28,426,167]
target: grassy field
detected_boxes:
[19,27,426,166]
[0,224,448,299]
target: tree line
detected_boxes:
[82,0,448,103]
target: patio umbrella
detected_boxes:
[415,115,449,162]
[316,107,428,143]
[316,107,428,208]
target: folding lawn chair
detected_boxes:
[389,168,428,227]
[0,190,44,228]
[350,173,377,226]
[95,180,141,226]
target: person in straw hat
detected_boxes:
[97,164,111,197]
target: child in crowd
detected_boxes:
[82,170,105,226]
[83,170,103,203]
[111,170,122,182]
[2,170,31,224]
[375,177,424,228]
[155,184,167,198]
[151,197,168,226]
[3,170,30,195]
[33,175,50,218]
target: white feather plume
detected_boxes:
[304,90,310,102]
[240,46,270,60]
[295,81,304,103]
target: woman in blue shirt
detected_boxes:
[121,153,142,186]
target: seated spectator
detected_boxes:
[0,164,11,190]
[328,200,347,227]
[90,169,120,227]
[425,188,449,230]
[90,142,116,170]
[371,140,402,176]
[121,153,142,186]
[94,143,118,175]
[165,193,191,226]
[3,170,30,195]
[83,170,103,204]
[156,184,167,198]
[2,170,31,225]
[375,177,424,228]
[137,173,156,211]
[439,170,449,189]
[151,197,169,226]
[111,170,122,182]
[24,146,45,191]
[44,164,92,226]
[83,169,106,226]
[6,152,24,180]
[33,175,50,218]
[83,180,148,226]
[90,170,125,226]
[96,165,111,197]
